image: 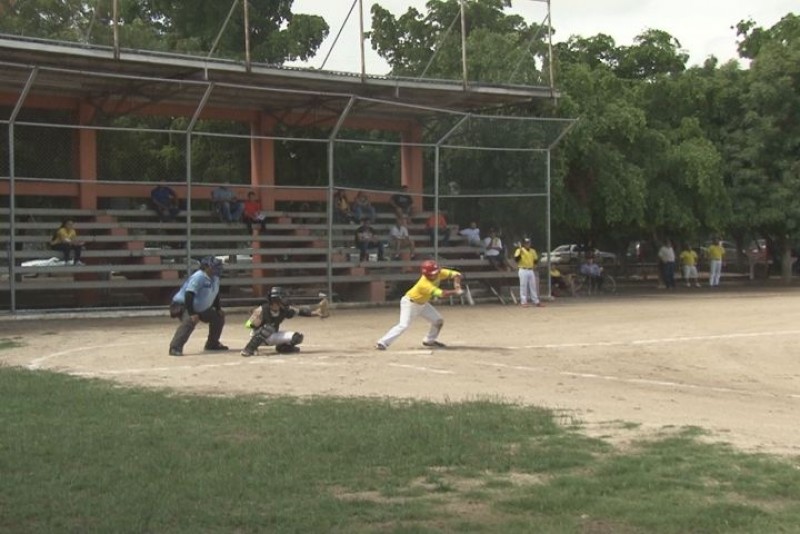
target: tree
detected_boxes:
[728,14,800,281]
[0,0,329,64]
[370,0,548,84]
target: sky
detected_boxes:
[285,0,797,74]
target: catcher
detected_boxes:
[375,259,462,350]
[240,287,329,357]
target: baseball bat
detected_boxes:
[464,282,476,306]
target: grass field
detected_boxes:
[2,360,800,533]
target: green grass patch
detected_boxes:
[1,367,800,533]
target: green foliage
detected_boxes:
[370,0,547,83]
[0,0,329,64]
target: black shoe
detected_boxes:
[422,340,446,348]
[169,348,183,357]
[204,343,229,351]
[276,344,300,354]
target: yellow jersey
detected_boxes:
[405,268,459,304]
[679,249,697,266]
[707,244,725,261]
[514,246,538,269]
[52,227,78,245]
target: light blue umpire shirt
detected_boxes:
[171,269,220,313]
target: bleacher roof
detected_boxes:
[0,34,557,122]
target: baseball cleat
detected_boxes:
[168,348,183,357]
[375,342,387,351]
[240,349,254,357]
[422,340,446,348]
[204,342,229,351]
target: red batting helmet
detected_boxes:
[420,259,440,279]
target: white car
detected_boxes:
[544,244,617,265]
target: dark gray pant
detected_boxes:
[169,307,224,352]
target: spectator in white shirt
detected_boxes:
[389,215,416,259]
[459,221,482,248]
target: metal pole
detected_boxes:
[460,0,468,89]
[546,149,552,298]
[433,146,440,261]
[546,0,555,100]
[328,97,357,300]
[184,83,215,272]
[243,0,251,72]
[358,0,366,81]
[112,0,119,60]
[7,67,38,313]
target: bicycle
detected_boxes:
[570,272,616,296]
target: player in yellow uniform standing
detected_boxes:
[679,244,701,287]
[707,239,725,286]
[513,238,543,307]
[376,259,463,350]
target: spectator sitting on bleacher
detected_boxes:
[50,219,85,265]
[352,191,376,224]
[483,228,509,271]
[390,185,413,218]
[459,221,482,248]
[425,212,451,246]
[389,215,416,260]
[354,216,385,262]
[333,189,354,223]
[242,191,267,234]
[211,184,244,223]
[150,180,180,222]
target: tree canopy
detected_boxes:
[0,0,329,63]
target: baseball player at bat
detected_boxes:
[375,259,462,350]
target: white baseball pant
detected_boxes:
[518,268,539,305]
[709,259,722,286]
[377,296,443,347]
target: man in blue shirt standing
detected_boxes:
[168,256,228,356]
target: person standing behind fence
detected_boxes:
[707,238,725,287]
[50,219,85,265]
[513,238,543,307]
[658,240,677,289]
[168,256,229,356]
[679,243,701,287]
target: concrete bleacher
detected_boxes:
[1,205,519,309]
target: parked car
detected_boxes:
[544,244,617,265]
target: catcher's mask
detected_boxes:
[269,286,286,304]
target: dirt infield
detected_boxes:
[2,286,800,456]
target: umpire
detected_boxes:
[168,256,228,356]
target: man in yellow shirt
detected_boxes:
[513,238,543,307]
[679,244,700,287]
[707,239,725,286]
[376,259,462,350]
